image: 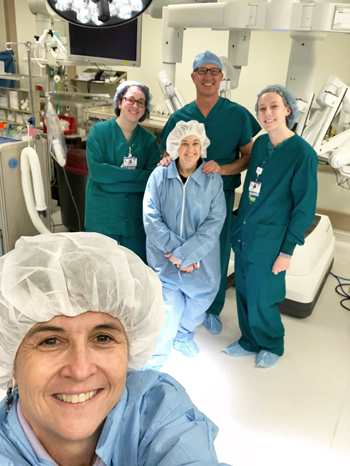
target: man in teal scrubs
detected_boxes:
[160,51,261,333]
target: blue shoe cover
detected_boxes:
[203,314,222,334]
[224,341,257,357]
[173,339,200,358]
[256,350,280,368]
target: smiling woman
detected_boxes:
[0,232,230,466]
[85,80,161,263]
[143,121,226,369]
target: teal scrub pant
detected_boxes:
[206,189,235,317]
[235,252,285,356]
[147,286,215,368]
[111,228,147,263]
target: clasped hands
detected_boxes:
[164,253,199,273]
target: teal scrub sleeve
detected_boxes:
[171,176,226,268]
[281,149,318,253]
[160,117,176,151]
[87,136,160,193]
[238,110,261,148]
[143,174,185,253]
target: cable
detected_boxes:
[330,271,350,311]
[33,43,46,69]
[331,167,350,190]
[55,79,60,115]
[63,168,82,231]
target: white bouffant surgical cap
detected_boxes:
[166,120,210,160]
[0,232,164,389]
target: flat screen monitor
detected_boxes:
[66,17,142,67]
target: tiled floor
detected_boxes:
[1,220,349,466]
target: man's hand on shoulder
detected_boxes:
[202,160,222,175]
[158,154,172,167]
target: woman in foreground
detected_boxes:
[0,232,230,466]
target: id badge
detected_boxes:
[123,157,137,169]
[248,181,261,203]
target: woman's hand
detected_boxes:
[158,156,172,167]
[202,160,222,175]
[164,253,181,266]
[272,255,291,275]
[179,264,194,273]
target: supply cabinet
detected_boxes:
[0,87,41,127]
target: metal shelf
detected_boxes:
[0,73,32,82]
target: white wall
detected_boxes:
[0,0,6,50]
[10,0,350,217]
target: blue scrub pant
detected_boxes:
[148,286,216,368]
[111,229,147,263]
[206,190,235,317]
[235,252,285,356]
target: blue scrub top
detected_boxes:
[160,98,261,192]
[0,370,231,466]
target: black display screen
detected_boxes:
[68,18,140,64]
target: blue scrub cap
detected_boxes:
[113,80,152,122]
[255,84,299,129]
[193,51,222,72]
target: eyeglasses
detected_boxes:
[195,67,222,76]
[123,97,146,108]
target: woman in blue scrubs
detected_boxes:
[225,84,318,368]
[85,81,160,262]
[0,233,229,466]
[143,120,226,369]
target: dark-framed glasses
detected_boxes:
[195,67,222,76]
[123,97,146,108]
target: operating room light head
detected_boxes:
[49,0,149,26]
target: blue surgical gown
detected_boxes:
[0,371,231,466]
[143,160,226,296]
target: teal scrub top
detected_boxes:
[231,134,318,266]
[85,119,160,237]
[160,97,261,192]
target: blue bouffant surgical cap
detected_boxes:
[193,51,222,72]
[255,84,299,129]
[113,80,152,122]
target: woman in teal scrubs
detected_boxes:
[226,84,318,368]
[85,81,160,262]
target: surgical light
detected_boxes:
[47,0,152,27]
